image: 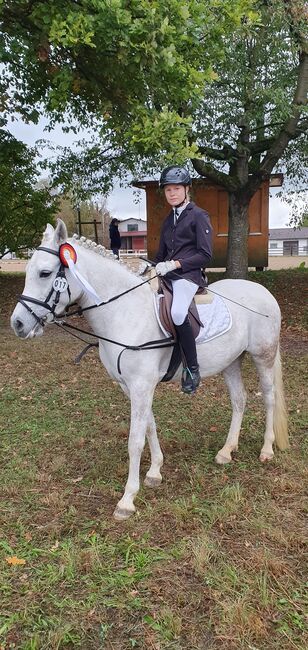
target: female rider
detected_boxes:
[154,165,213,394]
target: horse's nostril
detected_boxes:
[15,318,24,332]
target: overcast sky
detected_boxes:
[7,117,290,227]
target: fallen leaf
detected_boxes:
[210,426,217,432]
[71,476,83,483]
[51,540,59,552]
[19,573,29,581]
[88,608,96,617]
[6,555,26,566]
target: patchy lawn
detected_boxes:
[0,270,307,650]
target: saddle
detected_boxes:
[148,270,214,382]
[158,277,215,383]
[157,277,203,339]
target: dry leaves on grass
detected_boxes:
[50,540,59,552]
[5,556,26,566]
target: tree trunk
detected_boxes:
[226,192,250,279]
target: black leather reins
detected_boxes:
[17,245,175,372]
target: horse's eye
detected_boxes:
[39,270,52,278]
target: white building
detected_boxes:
[269,227,308,256]
[118,217,147,252]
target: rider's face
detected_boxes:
[164,184,186,207]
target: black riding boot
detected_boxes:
[175,317,201,394]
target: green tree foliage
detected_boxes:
[0,130,58,257]
[0,0,257,129]
[189,0,308,276]
[39,139,124,202]
[1,1,307,276]
[101,0,307,276]
[301,213,308,227]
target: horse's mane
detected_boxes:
[71,234,141,279]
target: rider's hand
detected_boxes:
[155,260,177,276]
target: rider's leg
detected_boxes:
[171,279,201,394]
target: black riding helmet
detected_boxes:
[159,165,192,188]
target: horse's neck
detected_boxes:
[73,243,137,298]
[72,243,158,338]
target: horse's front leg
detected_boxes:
[113,382,155,521]
[144,410,164,488]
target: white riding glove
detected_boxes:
[155,260,177,276]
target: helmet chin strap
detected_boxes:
[175,187,189,208]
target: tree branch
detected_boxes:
[248,137,276,154]
[197,143,237,161]
[191,158,239,191]
[259,51,308,176]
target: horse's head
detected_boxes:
[11,219,82,339]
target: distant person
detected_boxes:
[109,218,121,258]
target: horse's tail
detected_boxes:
[273,344,289,450]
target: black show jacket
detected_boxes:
[154,202,213,288]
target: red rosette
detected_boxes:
[59,243,77,267]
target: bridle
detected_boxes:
[16,243,175,373]
[18,246,72,327]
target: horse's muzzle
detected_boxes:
[10,311,44,339]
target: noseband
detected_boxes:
[18,246,72,327]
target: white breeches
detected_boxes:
[171,279,199,326]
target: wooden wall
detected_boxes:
[135,179,269,268]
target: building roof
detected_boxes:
[118,217,146,223]
[133,173,283,189]
[269,227,308,240]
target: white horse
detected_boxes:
[11,220,289,520]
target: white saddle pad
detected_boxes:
[154,293,232,344]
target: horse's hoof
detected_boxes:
[113,506,135,521]
[215,452,231,465]
[259,452,274,463]
[144,475,162,488]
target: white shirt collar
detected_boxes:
[174,202,189,219]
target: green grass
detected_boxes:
[0,270,307,649]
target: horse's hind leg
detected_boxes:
[252,354,276,462]
[215,356,247,464]
[144,410,164,488]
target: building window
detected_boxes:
[283,240,298,256]
[270,242,278,248]
[127,223,138,232]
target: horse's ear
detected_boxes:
[54,218,68,244]
[42,223,55,242]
